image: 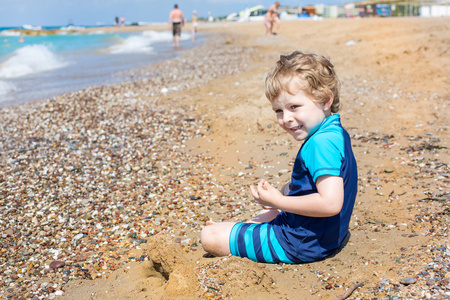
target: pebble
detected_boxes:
[49,261,65,270]
[426,278,435,286]
[3,228,14,237]
[73,233,84,240]
[400,277,417,285]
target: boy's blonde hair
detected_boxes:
[265,51,341,113]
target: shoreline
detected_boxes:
[0,25,210,108]
[1,21,219,36]
[1,18,449,299]
[1,24,168,36]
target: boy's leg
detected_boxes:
[201,222,235,257]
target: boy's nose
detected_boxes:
[283,112,294,123]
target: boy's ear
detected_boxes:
[323,92,334,111]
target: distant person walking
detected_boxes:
[192,10,198,41]
[115,16,119,27]
[169,4,185,47]
[121,16,125,27]
[268,1,281,35]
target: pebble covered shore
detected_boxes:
[0,34,254,299]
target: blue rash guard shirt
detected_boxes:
[270,114,358,262]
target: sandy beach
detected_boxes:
[1,17,449,299]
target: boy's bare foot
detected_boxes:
[203,221,217,258]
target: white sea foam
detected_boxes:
[0,30,21,37]
[0,80,17,97]
[142,30,174,43]
[108,30,190,54]
[143,30,190,42]
[109,35,155,54]
[0,45,67,78]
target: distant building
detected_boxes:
[324,5,346,18]
[225,1,449,21]
[315,4,326,15]
[346,0,450,17]
[420,4,450,16]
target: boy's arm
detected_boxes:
[252,175,344,217]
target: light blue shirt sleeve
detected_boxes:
[301,130,344,182]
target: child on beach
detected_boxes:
[192,11,198,41]
[264,10,273,36]
[201,51,358,264]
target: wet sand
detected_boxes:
[1,17,449,299]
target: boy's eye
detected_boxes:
[275,109,282,113]
[291,105,299,109]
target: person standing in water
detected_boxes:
[169,4,185,47]
[192,10,198,41]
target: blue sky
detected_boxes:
[0,0,343,27]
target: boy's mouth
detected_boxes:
[290,125,303,131]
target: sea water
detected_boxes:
[0,28,201,107]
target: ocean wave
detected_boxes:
[0,45,67,78]
[0,30,21,37]
[108,35,155,54]
[108,30,190,54]
[142,30,174,43]
[143,30,191,42]
[0,80,17,97]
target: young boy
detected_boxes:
[201,51,358,263]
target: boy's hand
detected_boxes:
[250,179,283,209]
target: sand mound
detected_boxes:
[62,235,202,299]
[144,235,201,298]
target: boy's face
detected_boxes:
[272,80,330,141]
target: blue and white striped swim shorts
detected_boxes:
[229,222,296,264]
